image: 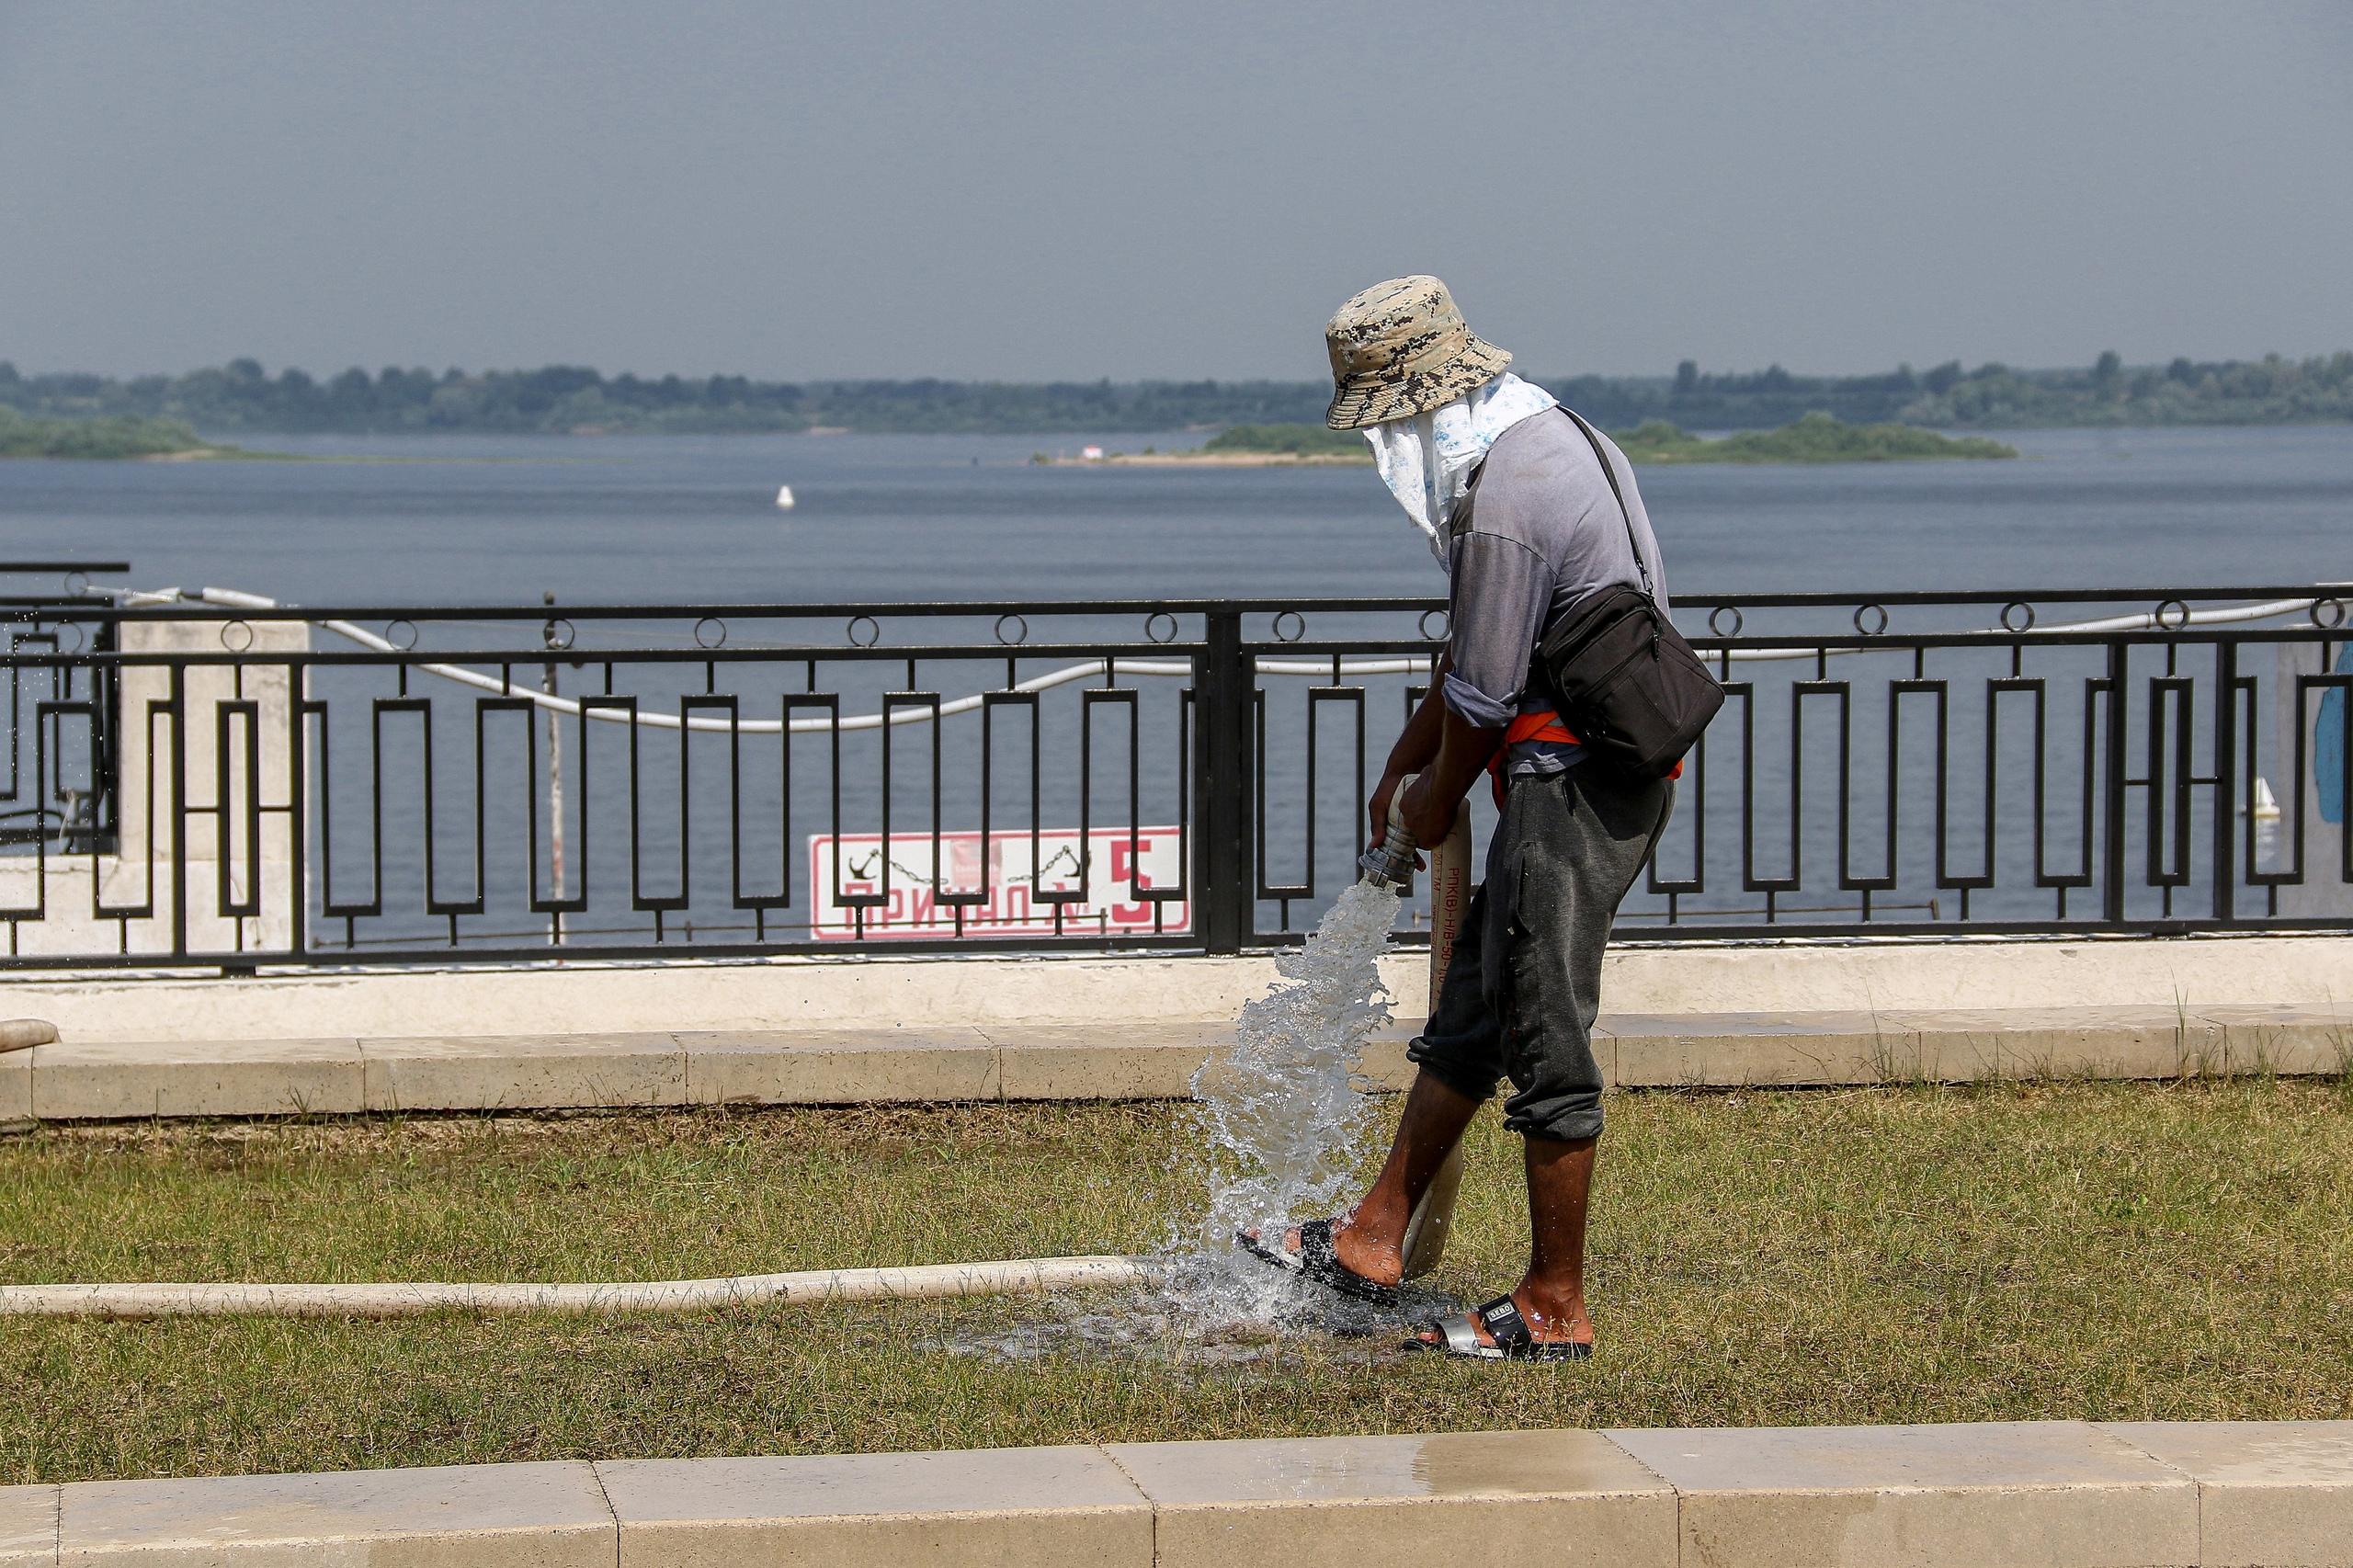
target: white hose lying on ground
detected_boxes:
[0,1254,1148,1320]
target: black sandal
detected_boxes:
[1234,1218,1400,1306]
[1409,1294,1594,1361]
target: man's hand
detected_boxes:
[1397,769,1461,848]
[1365,770,1430,868]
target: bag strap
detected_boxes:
[1558,406,1654,600]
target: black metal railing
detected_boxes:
[0,563,130,858]
[0,581,2348,969]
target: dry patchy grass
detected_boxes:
[5,1081,2350,1483]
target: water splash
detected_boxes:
[1169,877,1403,1323]
[924,877,1438,1360]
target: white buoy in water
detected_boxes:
[774,484,796,511]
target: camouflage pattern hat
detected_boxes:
[1323,275,1512,429]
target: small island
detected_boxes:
[1044,412,2018,467]
[0,408,256,460]
[1614,412,2018,463]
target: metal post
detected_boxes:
[541,593,566,915]
[2211,638,2237,923]
[2102,639,2130,925]
[286,650,306,960]
[1193,608,1253,953]
[168,662,188,960]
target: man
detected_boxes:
[1247,276,1677,1360]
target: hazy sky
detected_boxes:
[4,1,2348,381]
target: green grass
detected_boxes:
[6,1082,2351,1483]
[1616,411,2018,462]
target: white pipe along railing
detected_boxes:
[94,585,2333,733]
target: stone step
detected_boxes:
[4,1419,2348,1566]
[8,1004,2350,1122]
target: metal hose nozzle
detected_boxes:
[1358,771,1421,892]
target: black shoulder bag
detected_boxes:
[1533,408,1723,779]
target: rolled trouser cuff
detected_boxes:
[1501,1091,1604,1143]
[1404,1035,1502,1106]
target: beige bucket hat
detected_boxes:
[1323,274,1512,429]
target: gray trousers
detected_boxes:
[1407,765,1672,1142]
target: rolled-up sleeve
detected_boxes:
[1443,532,1555,727]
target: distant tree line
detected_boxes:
[1611,351,2353,430]
[1611,413,2017,464]
[1,350,2347,437]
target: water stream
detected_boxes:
[951,877,1435,1359]
[1160,877,1406,1328]
[1191,881,1398,1241]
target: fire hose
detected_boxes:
[0,1256,1146,1321]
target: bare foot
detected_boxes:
[1330,1215,1404,1287]
[1412,1283,1593,1349]
[1239,1215,1406,1288]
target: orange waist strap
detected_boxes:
[1504,711,1578,747]
[1489,710,1679,805]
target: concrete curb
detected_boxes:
[4,1421,2348,1565]
[8,1003,2351,1122]
[9,934,2353,1047]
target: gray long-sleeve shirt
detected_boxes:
[1442,407,1669,776]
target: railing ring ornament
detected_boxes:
[2313,597,2346,630]
[1271,609,1306,643]
[62,570,88,598]
[1708,605,1745,638]
[1853,602,1890,636]
[1418,608,1450,642]
[2000,600,2037,633]
[54,622,84,655]
[220,619,254,653]
[1144,611,1180,644]
[994,613,1029,647]
[2154,597,2191,632]
[694,616,728,650]
[847,614,881,648]
[543,619,575,653]
[385,619,419,652]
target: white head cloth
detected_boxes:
[1362,370,1559,567]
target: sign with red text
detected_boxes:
[807,826,1188,939]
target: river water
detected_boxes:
[3,424,2349,605]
